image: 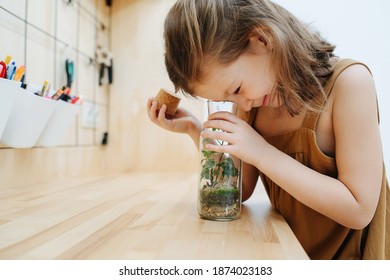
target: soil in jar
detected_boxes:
[199,183,240,219]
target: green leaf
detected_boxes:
[201,149,216,158]
[200,158,216,180]
[203,158,216,169]
[221,157,238,178]
[200,167,210,180]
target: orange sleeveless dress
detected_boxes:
[243,59,390,259]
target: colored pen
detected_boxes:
[13,66,25,81]
[0,63,4,78]
[6,61,16,79]
[40,80,49,96]
[51,89,63,100]
[58,93,71,102]
[63,87,71,95]
[44,84,51,98]
[71,96,80,104]
[0,61,6,78]
[4,55,11,65]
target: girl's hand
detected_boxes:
[147,98,202,146]
[201,111,269,168]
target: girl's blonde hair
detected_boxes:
[164,0,335,115]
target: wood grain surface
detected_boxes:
[0,172,309,260]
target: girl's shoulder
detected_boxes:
[329,57,378,125]
[315,58,377,156]
[328,58,374,99]
[326,58,376,116]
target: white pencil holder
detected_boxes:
[0,88,58,148]
[0,78,22,137]
[36,101,80,147]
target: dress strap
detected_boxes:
[301,58,370,130]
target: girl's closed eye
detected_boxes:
[233,86,241,95]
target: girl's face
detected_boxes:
[192,37,280,112]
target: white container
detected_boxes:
[0,88,58,148]
[0,78,22,137]
[36,101,80,147]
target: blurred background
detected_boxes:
[0,0,388,188]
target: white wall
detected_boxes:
[0,0,116,188]
[273,0,390,176]
[0,0,111,147]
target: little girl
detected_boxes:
[147,0,389,259]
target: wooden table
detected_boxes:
[0,172,309,259]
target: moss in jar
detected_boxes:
[200,183,239,206]
[199,142,240,219]
[199,183,240,218]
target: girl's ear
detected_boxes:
[258,35,270,46]
[249,27,274,48]
[248,34,273,52]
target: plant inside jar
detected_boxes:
[199,136,240,220]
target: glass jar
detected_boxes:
[198,100,242,221]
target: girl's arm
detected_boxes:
[201,65,383,229]
[242,162,259,202]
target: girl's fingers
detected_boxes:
[147,99,154,118]
[148,99,162,124]
[157,104,168,123]
[201,129,234,144]
[207,111,240,123]
[203,142,232,154]
[203,119,234,133]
